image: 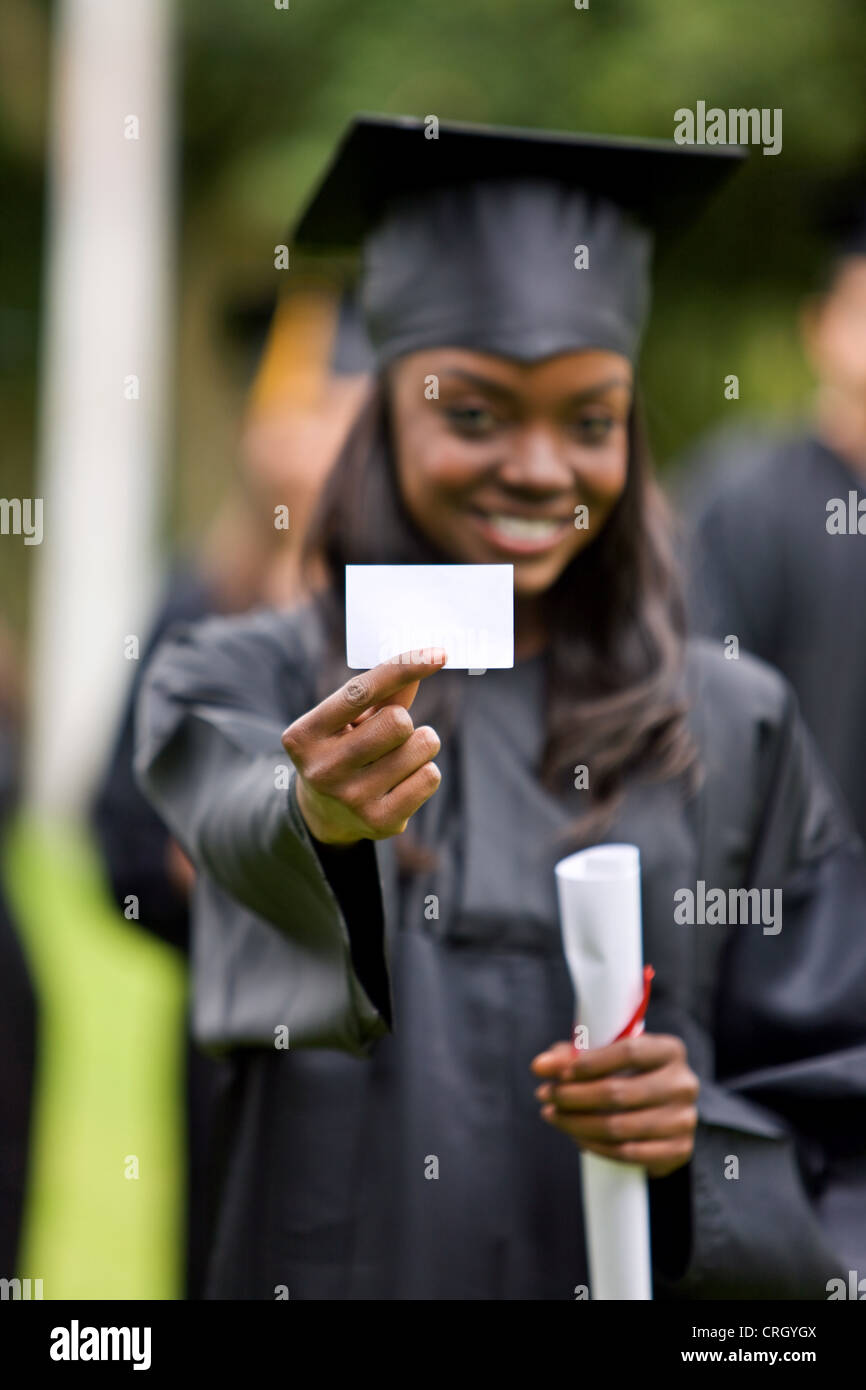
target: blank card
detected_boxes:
[345,564,514,670]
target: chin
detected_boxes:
[512,560,570,597]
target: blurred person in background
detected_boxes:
[89,282,372,1297]
[0,619,38,1282]
[686,198,866,843]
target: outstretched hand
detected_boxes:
[282,648,447,846]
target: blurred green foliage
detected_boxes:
[2,0,866,629]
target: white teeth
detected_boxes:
[484,513,563,541]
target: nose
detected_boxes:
[495,424,573,496]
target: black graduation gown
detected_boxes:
[91,562,218,953]
[687,430,866,843]
[133,598,866,1300]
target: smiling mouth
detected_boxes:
[468,509,573,554]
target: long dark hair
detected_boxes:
[301,376,699,865]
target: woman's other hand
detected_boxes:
[530,1033,699,1178]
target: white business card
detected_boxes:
[345,564,514,670]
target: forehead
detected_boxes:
[391,347,634,398]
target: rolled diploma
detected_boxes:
[554,843,652,1300]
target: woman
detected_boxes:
[135,116,866,1299]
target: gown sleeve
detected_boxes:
[653,681,866,1299]
[133,607,391,1056]
[90,566,216,952]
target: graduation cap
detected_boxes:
[330,286,376,374]
[292,115,746,366]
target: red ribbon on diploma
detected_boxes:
[613,963,655,1040]
[572,964,655,1052]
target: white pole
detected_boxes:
[27,0,174,818]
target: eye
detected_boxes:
[572,414,615,445]
[444,404,499,437]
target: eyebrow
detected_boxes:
[440,368,632,405]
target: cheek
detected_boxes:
[396,418,483,511]
[558,438,629,559]
[826,316,866,378]
[579,435,630,512]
